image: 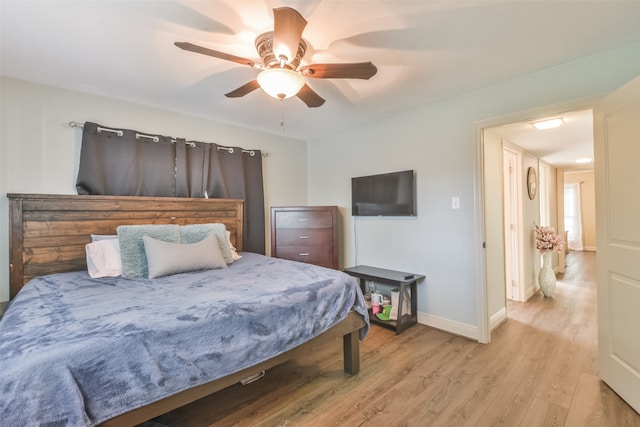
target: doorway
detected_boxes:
[479,106,595,340]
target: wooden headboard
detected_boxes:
[8,194,244,299]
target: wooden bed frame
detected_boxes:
[7,193,365,427]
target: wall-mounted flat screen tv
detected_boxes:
[351,170,416,216]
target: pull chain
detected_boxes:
[280,99,285,132]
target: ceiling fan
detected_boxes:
[175,7,377,108]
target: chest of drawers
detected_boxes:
[270,206,339,269]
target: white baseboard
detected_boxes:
[417,311,478,341]
[583,246,596,252]
[489,307,507,331]
[525,284,540,300]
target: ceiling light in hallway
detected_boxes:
[531,118,564,130]
[575,157,593,164]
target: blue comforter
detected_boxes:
[0,253,368,426]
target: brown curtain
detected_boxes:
[204,146,265,254]
[76,122,266,254]
[76,122,176,196]
[175,139,209,199]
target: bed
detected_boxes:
[2,193,368,426]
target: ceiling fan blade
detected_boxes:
[300,62,377,80]
[175,42,259,68]
[225,80,260,98]
[272,7,307,65]
[296,84,325,108]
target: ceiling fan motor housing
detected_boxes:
[256,32,307,70]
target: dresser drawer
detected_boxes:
[274,210,333,229]
[275,245,333,264]
[275,228,333,246]
[271,206,339,269]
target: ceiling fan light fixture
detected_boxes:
[257,68,305,100]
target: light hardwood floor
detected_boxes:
[152,251,639,426]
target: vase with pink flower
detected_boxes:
[534,223,565,298]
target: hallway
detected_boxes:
[505,250,638,425]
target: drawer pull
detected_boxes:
[298,218,310,221]
[299,253,310,256]
[298,235,310,239]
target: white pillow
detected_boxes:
[226,230,242,260]
[143,233,228,279]
[85,239,122,278]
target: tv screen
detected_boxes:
[351,170,416,216]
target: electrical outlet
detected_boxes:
[451,197,460,209]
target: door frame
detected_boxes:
[473,96,600,343]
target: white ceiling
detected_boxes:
[486,109,594,169]
[2,1,640,163]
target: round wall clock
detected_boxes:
[527,166,537,200]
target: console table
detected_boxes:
[344,265,424,335]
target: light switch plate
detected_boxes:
[451,197,460,209]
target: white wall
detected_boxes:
[0,77,309,302]
[307,41,640,338]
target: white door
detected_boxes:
[503,148,521,301]
[594,75,640,413]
